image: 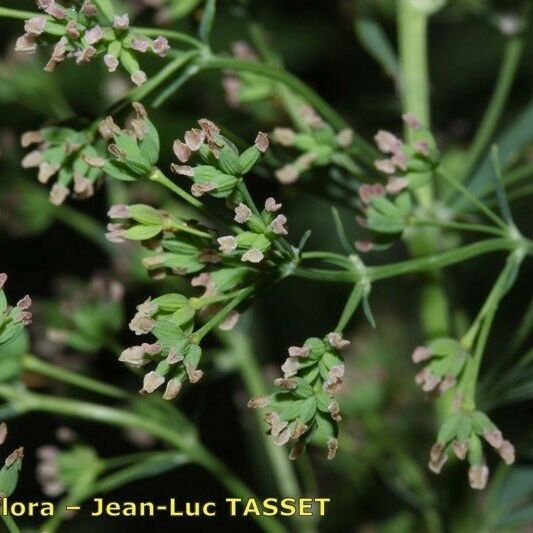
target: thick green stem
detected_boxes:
[335,284,365,331]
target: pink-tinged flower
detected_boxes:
[73,173,94,198]
[49,183,69,206]
[402,112,422,130]
[108,204,130,219]
[85,25,103,45]
[38,162,60,184]
[184,128,206,151]
[354,240,373,253]
[374,130,403,154]
[270,214,288,235]
[83,154,106,168]
[391,151,408,171]
[24,17,47,35]
[386,177,409,194]
[288,345,310,358]
[152,36,170,57]
[119,345,148,368]
[223,76,242,108]
[241,249,264,263]
[198,118,220,141]
[272,127,296,147]
[264,197,282,212]
[17,295,32,310]
[483,429,503,449]
[99,116,120,140]
[22,150,43,168]
[163,379,182,400]
[75,46,97,64]
[131,70,147,86]
[219,311,240,331]
[231,41,258,60]
[65,20,80,39]
[274,377,297,390]
[166,349,184,364]
[323,364,345,395]
[185,363,203,383]
[173,140,191,163]
[21,130,43,147]
[113,13,130,30]
[295,152,316,172]
[15,34,37,54]
[374,158,396,174]
[452,441,468,460]
[131,38,149,53]
[498,440,515,465]
[327,438,338,460]
[247,396,270,408]
[300,104,325,129]
[275,164,299,184]
[358,183,385,205]
[191,182,217,197]
[170,164,193,177]
[327,332,350,350]
[0,273,7,290]
[281,356,299,378]
[468,465,489,490]
[234,203,252,224]
[105,222,126,243]
[428,443,447,474]
[336,128,354,148]
[141,371,165,393]
[255,132,269,153]
[414,140,430,157]
[81,1,98,17]
[217,235,237,253]
[412,346,432,363]
[328,401,342,421]
[265,412,288,437]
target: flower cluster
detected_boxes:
[21,125,106,205]
[0,423,24,499]
[222,41,276,109]
[355,114,440,250]
[248,332,351,460]
[171,118,269,200]
[271,105,355,185]
[412,338,469,396]
[42,275,124,354]
[98,102,160,181]
[15,1,170,86]
[430,411,515,490]
[0,273,32,347]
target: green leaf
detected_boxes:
[123,224,163,241]
[239,146,261,174]
[198,0,216,43]
[218,144,241,175]
[128,204,164,226]
[139,119,160,166]
[0,453,22,497]
[103,160,137,182]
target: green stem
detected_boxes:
[1,514,19,533]
[459,36,524,182]
[0,386,285,533]
[0,6,38,20]
[22,354,127,400]
[335,284,364,331]
[412,218,506,237]
[149,167,205,212]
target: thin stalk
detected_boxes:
[1,515,19,533]
[412,219,506,237]
[0,6,39,20]
[22,354,128,400]
[149,167,205,212]
[459,36,524,182]
[0,386,286,533]
[335,284,364,331]
[439,170,509,229]
[132,26,204,49]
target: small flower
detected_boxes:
[272,127,295,147]
[270,214,288,235]
[288,346,310,357]
[15,34,37,54]
[0,423,7,445]
[275,164,300,184]
[414,140,430,157]
[17,295,32,310]
[300,104,325,129]
[131,38,150,53]
[105,223,126,243]
[234,203,252,224]
[498,440,515,465]
[327,438,338,460]
[264,197,282,212]
[20,130,43,148]
[185,363,204,383]
[412,346,432,363]
[113,13,130,30]
[173,140,191,163]
[129,314,155,335]
[24,17,47,35]
[374,130,403,154]
[131,70,147,86]
[49,183,69,206]
[152,36,170,57]
[247,396,270,408]
[184,129,206,151]
[241,249,264,263]
[428,442,448,474]
[99,116,121,140]
[327,332,350,350]
[255,132,269,153]
[402,112,422,130]
[163,379,182,400]
[374,158,396,174]
[5,447,24,468]
[281,356,299,378]
[386,177,409,194]
[328,401,342,421]
[191,182,217,197]
[74,46,97,64]
[468,465,489,490]
[452,441,468,460]
[119,345,148,367]
[22,150,42,168]
[170,164,194,177]
[104,54,119,72]
[141,371,165,393]
[217,235,237,253]
[38,162,60,184]
[323,364,344,395]
[108,204,130,219]
[336,128,354,148]
[0,273,7,290]
[354,241,373,253]
[85,25,103,45]
[65,20,80,39]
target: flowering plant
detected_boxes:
[0,0,532,531]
